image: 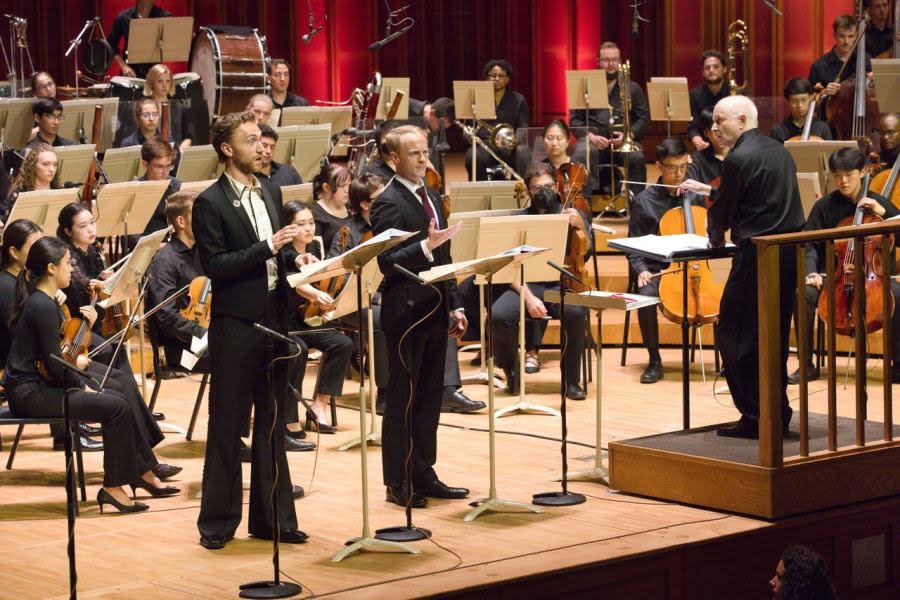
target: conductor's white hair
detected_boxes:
[715,95,758,128]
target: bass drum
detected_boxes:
[189,26,270,120]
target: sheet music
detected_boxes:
[609,234,734,260]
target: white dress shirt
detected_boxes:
[225,172,278,290]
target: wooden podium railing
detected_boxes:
[754,218,900,469]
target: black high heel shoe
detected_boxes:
[97,488,149,514]
[304,410,336,434]
[130,479,180,499]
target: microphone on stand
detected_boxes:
[253,322,299,347]
[301,24,323,44]
[393,264,426,286]
[369,28,409,51]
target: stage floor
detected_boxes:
[0,346,891,599]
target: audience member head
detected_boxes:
[656,138,691,188]
[268,59,291,95]
[246,94,274,125]
[32,97,64,139]
[524,161,558,213]
[30,71,56,99]
[134,97,160,136]
[783,78,815,122]
[312,162,351,206]
[56,202,95,250]
[597,41,622,77]
[164,190,198,243]
[483,59,513,91]
[348,171,386,219]
[258,124,278,169]
[770,545,836,600]
[700,49,728,86]
[11,236,70,324]
[12,143,59,194]
[543,119,572,162]
[828,146,865,198]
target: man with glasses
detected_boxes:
[464,59,529,181]
[25,98,75,152]
[876,112,899,169]
[770,78,832,144]
[626,139,704,383]
[569,41,649,196]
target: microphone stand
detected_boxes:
[532,261,586,507]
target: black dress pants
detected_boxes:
[197,294,297,540]
[636,276,662,361]
[285,327,353,424]
[573,139,646,196]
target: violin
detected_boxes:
[303,226,352,327]
[657,194,724,326]
[817,166,894,335]
[95,242,130,340]
[556,162,592,293]
[36,294,95,384]
[181,276,212,330]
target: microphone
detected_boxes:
[761,0,783,16]
[369,27,409,51]
[547,260,590,290]
[47,355,102,387]
[253,322,298,347]
[301,25,323,44]
[393,264,426,285]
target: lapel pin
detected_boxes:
[232,199,241,208]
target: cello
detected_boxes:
[555,162,592,292]
[870,152,900,208]
[817,166,894,335]
[657,194,724,326]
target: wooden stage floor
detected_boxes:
[0,346,891,599]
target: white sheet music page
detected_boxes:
[609,234,733,260]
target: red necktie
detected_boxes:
[416,186,436,221]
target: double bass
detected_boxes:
[555,162,592,292]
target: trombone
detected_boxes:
[727,20,750,96]
[613,60,639,154]
[455,119,528,206]
[474,119,518,152]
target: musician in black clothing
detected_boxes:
[876,112,899,167]
[789,147,900,384]
[365,121,399,183]
[118,98,173,149]
[25,98,75,151]
[193,112,305,550]
[464,59,530,181]
[257,125,303,188]
[809,15,873,105]
[107,0,172,79]
[685,108,726,188]
[687,50,731,151]
[680,96,805,439]
[627,139,705,384]
[371,124,470,508]
[865,0,897,58]
[770,78,833,143]
[569,42,648,196]
[267,59,309,116]
[1,144,61,225]
[311,163,353,252]
[140,136,182,236]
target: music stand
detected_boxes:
[872,59,900,112]
[785,140,856,195]
[449,180,522,213]
[53,145,96,186]
[102,146,145,183]
[272,124,331,182]
[175,145,220,182]
[4,188,79,232]
[126,17,194,66]
[796,172,822,218]
[59,98,119,150]
[99,227,168,307]
[280,183,314,204]
[566,70,609,180]
[93,180,168,240]
[647,77,691,138]
[453,80,496,182]
[178,179,217,196]
[278,106,352,155]
[376,77,410,120]
[475,214,569,418]
[0,99,38,150]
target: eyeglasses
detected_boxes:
[44,114,64,122]
[659,162,690,174]
[529,183,556,194]
[598,58,620,66]
[140,112,160,120]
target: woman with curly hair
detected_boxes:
[0,143,60,224]
[770,545,837,600]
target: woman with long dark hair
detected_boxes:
[2,237,180,513]
[311,163,353,253]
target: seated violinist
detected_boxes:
[685,108,727,189]
[1,143,60,225]
[770,78,832,144]
[144,190,208,372]
[790,146,900,384]
[627,139,705,384]
[488,162,588,399]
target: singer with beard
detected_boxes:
[370,124,471,508]
[192,112,306,550]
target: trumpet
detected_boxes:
[727,19,750,96]
[614,60,639,154]
[475,119,518,151]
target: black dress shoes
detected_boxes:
[79,423,101,436]
[716,420,759,439]
[293,485,305,499]
[503,368,520,396]
[441,389,486,413]
[640,361,664,384]
[418,480,470,499]
[200,534,233,550]
[566,384,586,400]
[285,435,316,452]
[54,434,103,452]
[385,485,427,508]
[152,412,165,421]
[152,463,183,480]
[252,528,309,544]
[787,364,820,385]
[285,427,307,440]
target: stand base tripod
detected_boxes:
[338,430,382,451]
[461,371,506,388]
[558,449,609,483]
[532,491,586,506]
[465,496,543,522]
[375,525,431,542]
[332,535,420,562]
[239,580,302,599]
[494,401,560,419]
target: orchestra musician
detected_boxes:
[118,98,171,148]
[788,146,900,385]
[246,94,275,127]
[570,42,649,195]
[627,139,705,384]
[679,96,805,439]
[107,0,172,79]
[282,200,353,435]
[687,50,732,151]
[465,59,530,181]
[25,98,75,152]
[770,78,833,143]
[864,0,897,58]
[365,120,400,182]
[144,64,192,152]
[370,124,470,508]
[267,59,309,114]
[1,144,60,225]
[489,162,588,399]
[808,15,872,108]
[2,235,179,513]
[192,112,305,550]
[423,97,455,177]
[138,136,182,237]
[256,124,303,188]
[311,163,353,254]
[30,71,56,99]
[876,112,899,167]
[685,108,726,187]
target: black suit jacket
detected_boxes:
[371,178,460,331]
[192,173,290,322]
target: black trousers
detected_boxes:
[336,304,389,392]
[457,276,543,351]
[285,327,353,424]
[197,294,297,539]
[491,282,587,386]
[572,140,646,196]
[9,362,161,487]
[798,280,900,366]
[718,245,795,426]
[381,309,446,489]
[636,276,662,361]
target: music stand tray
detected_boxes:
[5,188,80,232]
[93,179,169,239]
[127,17,195,65]
[54,145,96,186]
[280,183,314,204]
[102,146,145,183]
[178,179,218,196]
[376,78,411,120]
[272,124,331,183]
[449,180,523,213]
[872,59,900,113]
[59,98,119,151]
[0,98,38,150]
[647,77,691,137]
[175,145,220,182]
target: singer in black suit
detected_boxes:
[192,112,307,549]
[370,125,471,508]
